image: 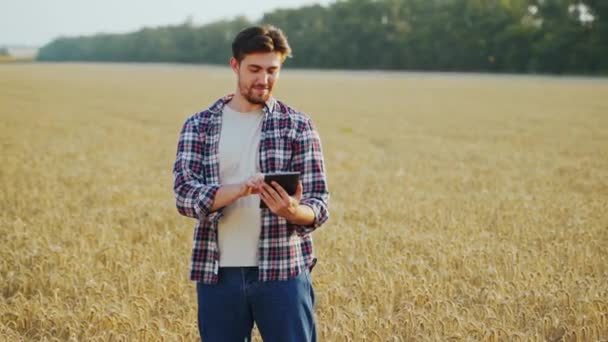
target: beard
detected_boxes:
[238,77,272,105]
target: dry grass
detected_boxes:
[1,63,607,341]
[0,56,34,63]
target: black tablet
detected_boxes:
[259,171,301,209]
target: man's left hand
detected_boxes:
[259,180,303,221]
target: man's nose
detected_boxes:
[259,72,270,84]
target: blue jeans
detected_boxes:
[196,267,316,342]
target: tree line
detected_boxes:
[37,0,608,74]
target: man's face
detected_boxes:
[231,52,283,105]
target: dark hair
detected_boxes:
[232,25,292,63]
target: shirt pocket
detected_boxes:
[266,126,295,172]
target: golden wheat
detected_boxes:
[1,63,607,341]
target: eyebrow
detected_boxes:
[248,64,279,71]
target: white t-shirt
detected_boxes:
[217,104,264,267]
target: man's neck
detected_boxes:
[227,93,264,113]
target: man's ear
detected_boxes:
[230,57,239,74]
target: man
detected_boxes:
[172,25,330,342]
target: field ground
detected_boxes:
[1,63,607,341]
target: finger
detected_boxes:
[259,191,271,207]
[262,183,282,204]
[260,188,279,209]
[243,181,255,194]
[248,180,262,190]
[250,173,263,187]
[250,186,261,195]
[250,175,265,188]
[254,173,265,182]
[271,181,290,200]
[295,181,303,199]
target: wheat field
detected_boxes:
[1,63,607,341]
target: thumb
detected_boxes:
[254,172,265,186]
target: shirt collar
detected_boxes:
[209,94,276,116]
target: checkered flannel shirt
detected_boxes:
[173,94,330,284]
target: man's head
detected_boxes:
[230,25,292,105]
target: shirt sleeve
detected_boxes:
[291,117,330,236]
[173,116,220,220]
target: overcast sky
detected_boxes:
[1,0,334,46]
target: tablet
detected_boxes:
[259,171,301,209]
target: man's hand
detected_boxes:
[260,180,305,222]
[210,173,264,212]
[239,173,265,197]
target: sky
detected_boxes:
[0,0,335,47]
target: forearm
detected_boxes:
[289,198,329,236]
[174,181,220,219]
[286,204,316,226]
[209,183,245,212]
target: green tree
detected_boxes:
[36,0,608,75]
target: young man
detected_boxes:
[172,25,330,342]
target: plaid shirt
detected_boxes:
[173,94,330,284]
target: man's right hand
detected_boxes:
[240,173,265,197]
[210,173,265,212]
